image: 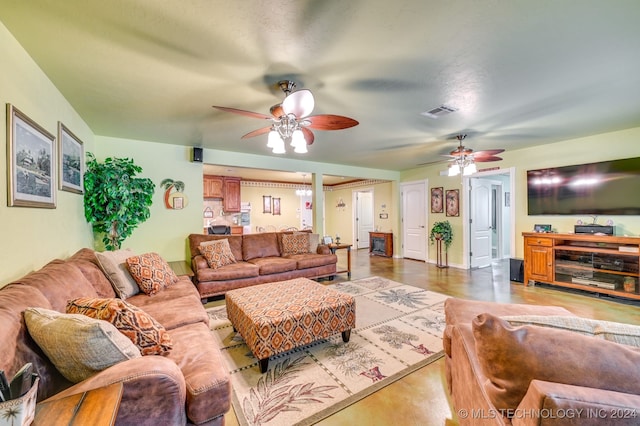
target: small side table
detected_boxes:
[328,243,352,278]
[34,383,123,426]
[169,260,195,282]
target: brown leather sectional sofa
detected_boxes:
[0,248,230,425]
[444,298,640,426]
[188,231,337,301]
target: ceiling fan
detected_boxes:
[443,134,505,176]
[212,80,359,154]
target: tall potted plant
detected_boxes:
[83,153,155,250]
[430,220,453,250]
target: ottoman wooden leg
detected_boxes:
[342,329,351,343]
[259,358,269,373]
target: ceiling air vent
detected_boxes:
[420,105,457,119]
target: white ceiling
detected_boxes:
[2,1,640,178]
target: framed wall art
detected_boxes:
[263,195,272,213]
[431,187,443,213]
[446,189,459,217]
[7,104,56,208]
[272,197,281,215]
[58,122,84,193]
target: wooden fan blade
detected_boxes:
[212,106,272,120]
[474,155,503,162]
[301,127,315,145]
[270,104,284,118]
[282,89,315,118]
[475,149,505,156]
[306,115,359,130]
[241,126,272,139]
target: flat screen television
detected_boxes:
[527,157,640,215]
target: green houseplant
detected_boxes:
[430,220,453,250]
[83,153,155,250]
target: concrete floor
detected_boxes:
[219,249,640,426]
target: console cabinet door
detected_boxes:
[223,177,241,212]
[524,237,553,283]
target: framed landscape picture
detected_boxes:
[263,195,272,213]
[7,104,56,208]
[446,189,459,217]
[272,197,281,215]
[431,187,443,213]
[58,122,84,193]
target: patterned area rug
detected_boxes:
[207,277,447,426]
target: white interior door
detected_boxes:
[402,181,427,260]
[355,190,374,249]
[470,178,493,268]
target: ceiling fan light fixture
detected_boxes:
[267,128,281,148]
[448,163,460,176]
[463,162,477,175]
[290,128,305,147]
[271,137,286,154]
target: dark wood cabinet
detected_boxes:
[203,175,224,198]
[523,232,640,301]
[369,232,393,257]
[223,177,241,212]
[203,175,242,212]
[524,235,554,282]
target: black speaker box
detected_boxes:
[574,225,615,235]
[192,147,203,162]
[510,258,524,283]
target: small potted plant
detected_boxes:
[430,220,453,250]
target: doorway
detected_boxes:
[401,180,427,261]
[354,189,374,249]
[463,168,515,269]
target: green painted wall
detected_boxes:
[0,22,95,286]
[401,127,640,265]
[93,136,204,263]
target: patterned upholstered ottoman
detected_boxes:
[225,277,356,373]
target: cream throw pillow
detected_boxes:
[95,249,140,299]
[24,307,141,383]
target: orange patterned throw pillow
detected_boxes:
[281,233,311,255]
[199,239,237,269]
[66,297,173,356]
[125,252,179,295]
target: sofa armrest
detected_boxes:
[192,255,209,272]
[43,356,187,426]
[316,244,331,255]
[513,379,640,426]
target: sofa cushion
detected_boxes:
[199,239,237,269]
[95,249,141,299]
[503,314,640,347]
[165,321,231,424]
[126,278,209,330]
[247,257,297,275]
[286,253,338,269]
[24,307,141,383]
[67,248,117,298]
[66,297,173,356]
[126,252,179,296]
[188,234,243,260]
[242,232,280,260]
[472,312,640,413]
[11,259,100,312]
[197,261,260,282]
[281,233,311,255]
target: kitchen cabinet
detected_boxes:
[223,177,241,212]
[203,175,224,199]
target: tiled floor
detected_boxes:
[220,249,640,426]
